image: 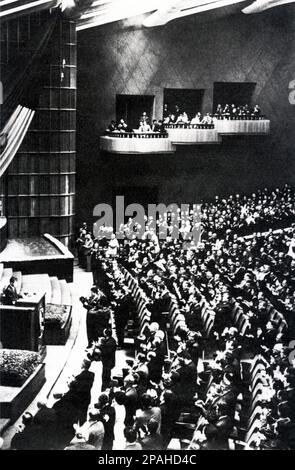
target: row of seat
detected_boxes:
[122,267,151,336]
[230,355,270,449]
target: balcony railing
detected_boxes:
[214,116,270,134]
[164,123,221,144]
[100,132,176,154]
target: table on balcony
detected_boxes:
[215,117,270,135]
[100,132,176,154]
[165,123,221,144]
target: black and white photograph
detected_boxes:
[0,0,295,456]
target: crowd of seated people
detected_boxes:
[247,345,295,450]
[200,185,295,237]
[163,104,214,126]
[37,183,291,450]
[8,182,295,450]
[104,102,265,136]
[214,103,264,119]
[106,118,134,133]
[105,113,166,135]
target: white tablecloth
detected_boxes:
[100,136,176,154]
[216,119,270,134]
[166,128,221,144]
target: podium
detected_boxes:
[0,292,46,359]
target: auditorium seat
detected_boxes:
[229,356,269,449]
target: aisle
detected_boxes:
[1,264,134,450]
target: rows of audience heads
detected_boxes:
[162,103,264,125]
[74,184,295,449]
[106,113,166,134]
[163,103,213,125]
[104,102,265,136]
[215,103,263,119]
[11,183,295,450]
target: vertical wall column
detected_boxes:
[3,14,76,247]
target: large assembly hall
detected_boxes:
[0,0,295,452]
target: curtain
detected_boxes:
[0,105,35,178]
[1,9,58,126]
[0,10,59,177]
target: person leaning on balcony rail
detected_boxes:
[151,119,166,133]
[175,111,189,124]
[201,113,214,125]
[152,119,159,132]
[117,118,134,133]
[138,119,152,133]
[106,120,118,132]
[190,112,202,124]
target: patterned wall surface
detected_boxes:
[78,7,295,225]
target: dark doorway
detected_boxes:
[213,82,256,112]
[116,95,154,129]
[163,88,205,120]
[113,186,158,223]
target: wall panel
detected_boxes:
[1,13,77,246]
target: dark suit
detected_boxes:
[74,369,95,421]
[141,433,163,450]
[100,405,116,450]
[124,387,138,427]
[100,336,117,391]
[86,307,110,346]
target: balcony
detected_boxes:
[165,123,221,145]
[100,132,176,154]
[215,117,270,135]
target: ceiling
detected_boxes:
[0,0,294,30]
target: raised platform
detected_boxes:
[100,133,176,154]
[165,124,221,144]
[215,118,270,135]
[0,234,74,282]
[0,363,46,421]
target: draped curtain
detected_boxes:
[0,10,59,176]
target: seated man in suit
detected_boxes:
[152,119,160,132]
[117,118,134,133]
[2,276,22,305]
[201,113,213,125]
[190,112,202,124]
[157,120,166,133]
[106,120,118,132]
